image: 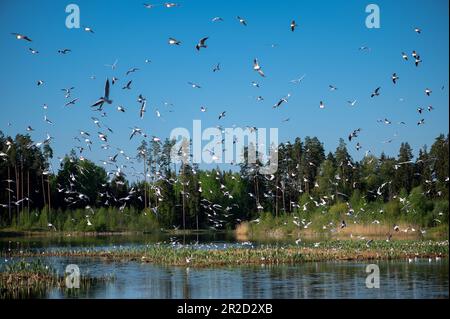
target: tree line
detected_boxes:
[0,130,448,231]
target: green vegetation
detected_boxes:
[0,259,113,298]
[0,131,448,233]
[4,240,448,267]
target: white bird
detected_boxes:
[237,16,247,26]
[168,37,181,45]
[253,58,265,77]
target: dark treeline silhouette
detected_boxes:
[0,130,448,231]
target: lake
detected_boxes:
[0,234,448,299]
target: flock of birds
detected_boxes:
[2,3,448,244]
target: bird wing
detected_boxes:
[104,79,110,98]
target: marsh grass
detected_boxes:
[3,240,447,268]
[0,259,114,299]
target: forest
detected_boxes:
[0,130,448,232]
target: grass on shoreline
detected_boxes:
[0,259,114,299]
[3,240,448,267]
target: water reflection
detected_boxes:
[39,257,449,299]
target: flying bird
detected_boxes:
[253,58,265,77]
[168,37,181,45]
[371,87,380,97]
[195,37,209,50]
[290,20,298,32]
[392,73,399,84]
[91,79,112,110]
[11,33,32,41]
[237,16,247,26]
[122,80,132,90]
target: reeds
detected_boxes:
[0,259,114,299]
[3,240,447,268]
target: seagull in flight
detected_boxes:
[329,85,338,91]
[65,98,79,107]
[122,80,132,90]
[237,16,247,26]
[84,26,94,33]
[319,101,325,109]
[188,82,201,89]
[91,79,112,110]
[126,67,139,76]
[273,94,291,109]
[58,48,71,54]
[289,74,306,84]
[212,17,224,22]
[29,48,39,54]
[218,111,226,120]
[253,58,265,77]
[168,37,181,45]
[347,99,357,106]
[392,73,399,84]
[290,20,298,32]
[212,63,221,72]
[401,52,408,60]
[196,37,209,51]
[104,59,118,70]
[11,33,32,41]
[371,87,380,98]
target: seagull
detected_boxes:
[104,59,118,70]
[290,20,298,32]
[218,111,226,120]
[425,88,432,96]
[211,17,224,22]
[61,87,75,98]
[289,74,306,84]
[417,119,425,126]
[371,87,380,97]
[84,26,94,33]
[414,27,421,34]
[164,2,179,8]
[168,37,181,45]
[347,99,357,106]
[122,80,132,90]
[427,105,434,112]
[200,106,207,112]
[91,79,112,109]
[195,37,209,51]
[29,48,39,54]
[212,63,221,72]
[139,99,147,119]
[143,3,158,9]
[237,16,247,26]
[415,55,422,67]
[401,52,408,60]
[253,58,265,77]
[37,80,44,86]
[417,107,424,114]
[117,106,126,112]
[273,94,291,109]
[392,73,399,84]
[11,33,32,41]
[126,67,139,76]
[319,101,325,109]
[44,115,54,125]
[58,48,71,54]
[188,82,201,89]
[329,85,338,91]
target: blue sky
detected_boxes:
[0,0,448,175]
